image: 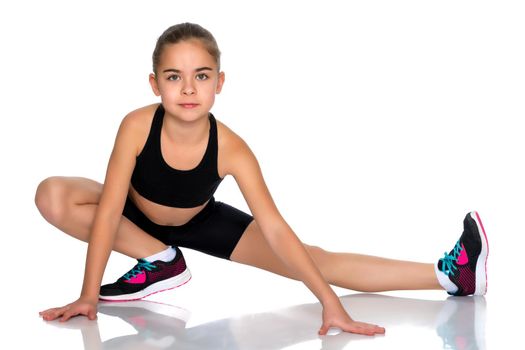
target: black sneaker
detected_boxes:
[437,212,489,296]
[99,247,191,301]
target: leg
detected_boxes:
[230,221,442,292]
[34,176,168,258]
[36,176,191,301]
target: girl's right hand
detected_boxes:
[39,297,98,322]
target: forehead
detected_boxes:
[158,40,217,69]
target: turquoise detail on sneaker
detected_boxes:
[123,259,157,281]
[439,241,463,276]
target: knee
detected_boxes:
[35,176,68,225]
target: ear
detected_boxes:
[149,73,161,96]
[215,71,225,94]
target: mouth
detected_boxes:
[179,103,199,109]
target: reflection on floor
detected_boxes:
[45,293,486,350]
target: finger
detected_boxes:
[40,307,61,317]
[42,313,57,321]
[358,323,385,335]
[318,323,330,336]
[360,325,381,336]
[87,309,97,321]
[362,323,385,335]
[41,308,64,321]
[60,309,77,322]
[352,326,374,336]
[40,312,52,321]
[39,308,54,315]
[342,323,380,336]
[39,310,51,318]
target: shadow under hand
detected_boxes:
[46,294,486,350]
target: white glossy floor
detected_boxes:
[9,273,518,350]
[30,292,491,350]
[9,237,522,350]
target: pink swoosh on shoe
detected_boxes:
[125,271,146,284]
[457,243,469,265]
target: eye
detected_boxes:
[196,73,209,81]
[167,74,181,81]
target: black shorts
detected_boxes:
[122,197,253,260]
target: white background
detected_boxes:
[1,1,523,349]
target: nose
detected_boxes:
[181,80,196,95]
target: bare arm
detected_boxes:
[225,138,337,303]
[224,134,384,335]
[80,116,140,300]
[40,113,141,321]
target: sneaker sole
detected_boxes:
[471,211,489,295]
[99,268,192,302]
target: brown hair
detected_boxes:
[152,23,221,74]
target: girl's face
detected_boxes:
[149,39,224,121]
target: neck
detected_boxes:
[162,112,210,145]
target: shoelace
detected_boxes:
[439,240,463,276]
[123,259,157,281]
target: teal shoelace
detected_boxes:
[123,259,157,281]
[439,240,463,276]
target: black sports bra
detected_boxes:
[130,105,223,208]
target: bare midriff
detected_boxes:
[128,185,208,226]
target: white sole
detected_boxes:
[99,268,192,302]
[470,212,489,295]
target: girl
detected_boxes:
[36,23,488,336]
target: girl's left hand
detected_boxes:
[319,300,385,336]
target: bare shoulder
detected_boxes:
[216,119,256,177]
[121,103,159,130]
[216,119,248,150]
[115,103,159,156]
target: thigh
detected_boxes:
[230,221,327,280]
[229,221,297,279]
[40,176,103,204]
[36,176,104,225]
[64,176,103,203]
[39,177,169,258]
